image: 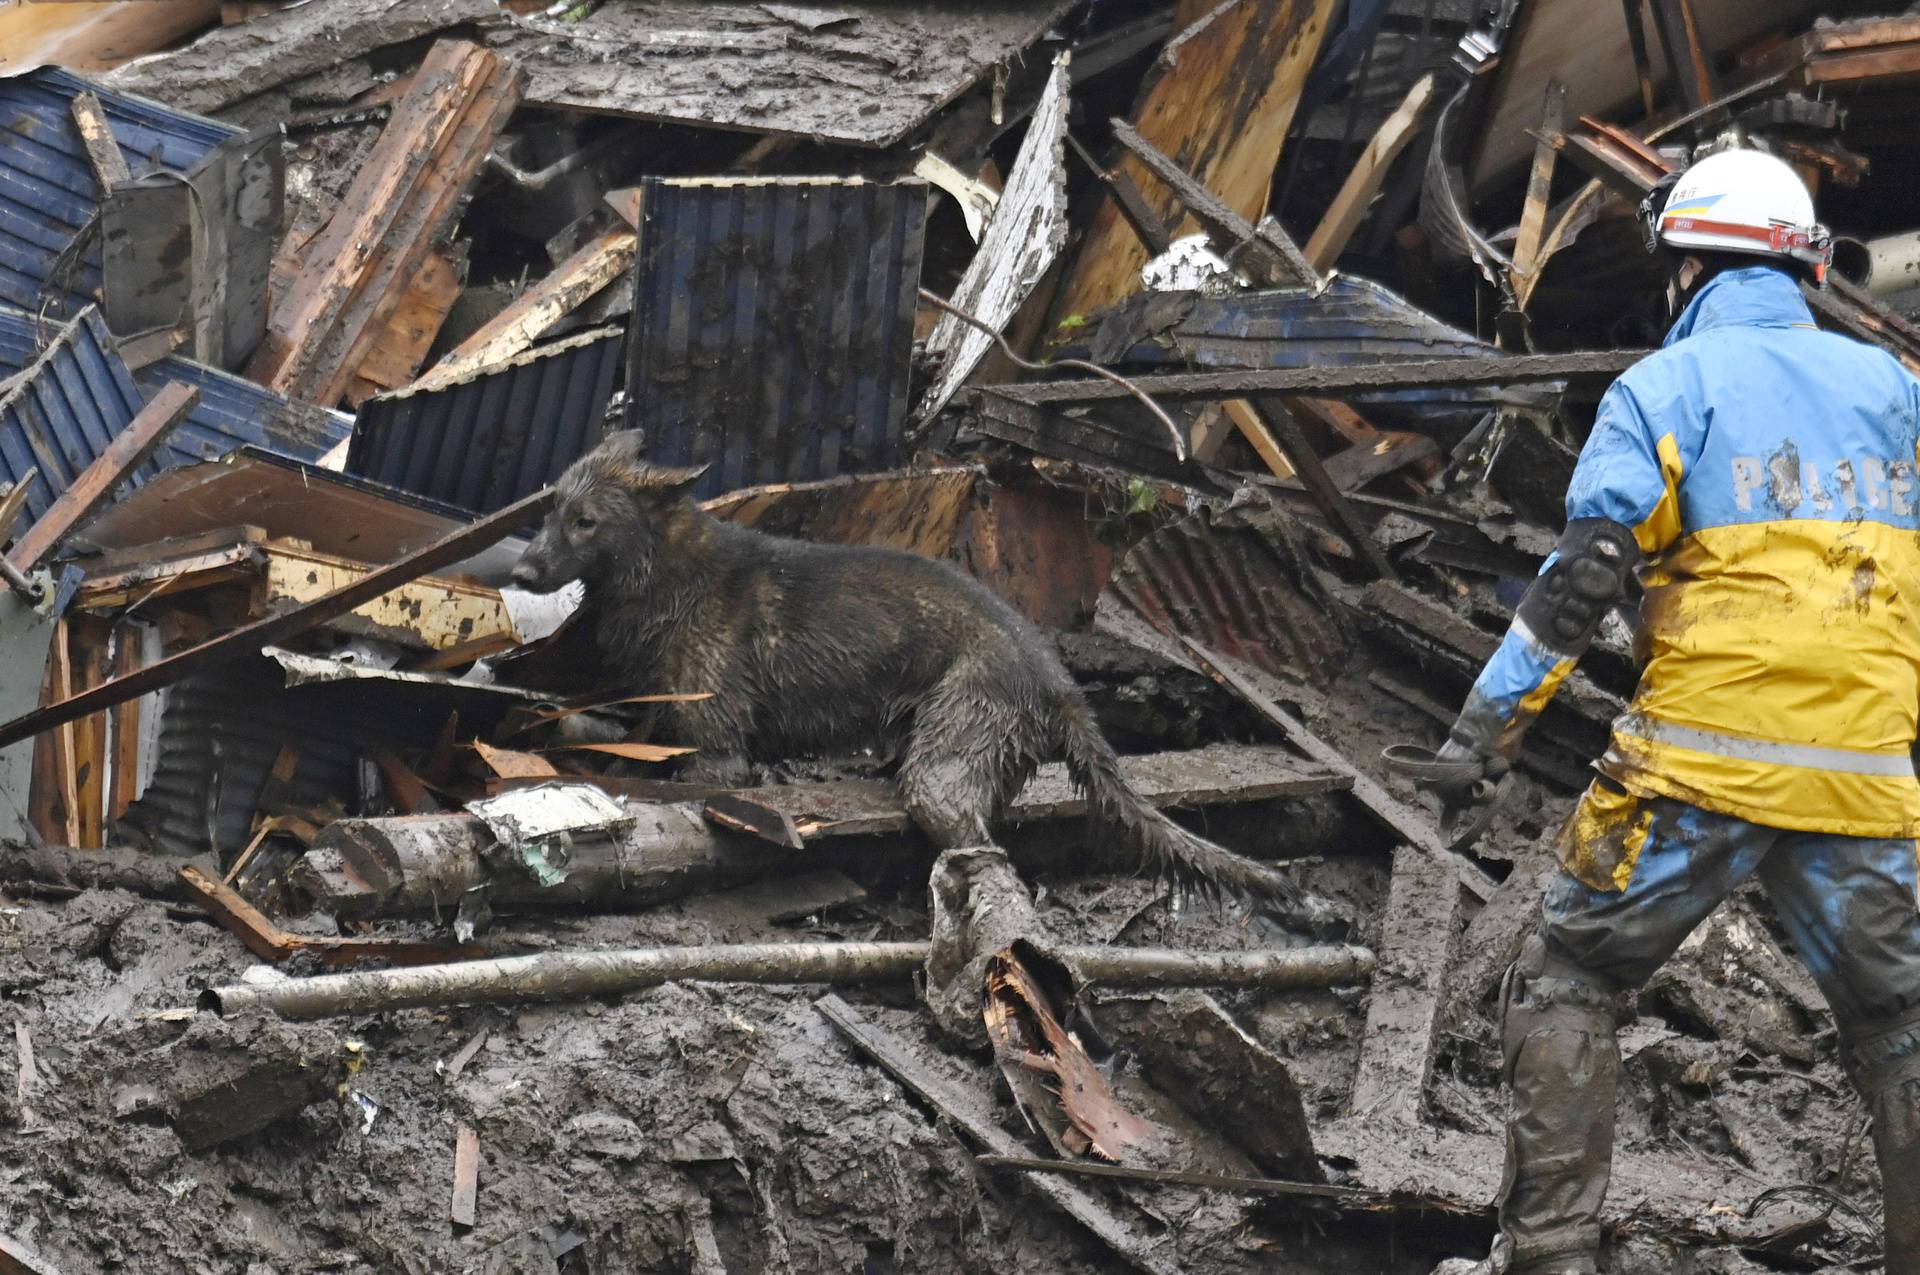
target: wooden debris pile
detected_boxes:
[0,2,1917,1271]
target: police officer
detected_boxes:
[1427,148,1920,1274]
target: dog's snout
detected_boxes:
[509,562,539,588]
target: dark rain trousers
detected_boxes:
[1501,786,1920,1274]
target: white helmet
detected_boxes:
[1640,149,1832,280]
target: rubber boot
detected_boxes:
[1871,1071,1920,1275]
[1496,939,1617,1275]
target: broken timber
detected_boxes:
[178,866,482,968]
[1181,638,1493,901]
[817,994,1183,1275]
[1347,846,1466,1126]
[0,487,555,750]
[986,350,1647,407]
[245,39,523,405]
[298,744,1345,915]
[200,943,1374,1018]
[8,381,199,574]
[975,1156,1380,1205]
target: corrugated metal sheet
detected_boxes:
[0,306,351,513]
[116,655,444,858]
[627,175,926,498]
[347,326,623,514]
[1080,275,1560,428]
[1103,506,1348,686]
[0,304,150,521]
[0,66,237,321]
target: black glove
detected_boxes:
[1415,738,1510,848]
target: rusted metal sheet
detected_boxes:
[625,175,926,498]
[1104,507,1347,686]
[0,306,351,508]
[348,327,622,515]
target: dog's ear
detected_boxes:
[646,462,711,500]
[597,428,647,464]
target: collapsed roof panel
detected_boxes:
[492,1,1078,147]
[627,175,926,498]
[0,305,352,484]
[348,326,623,516]
[0,66,236,317]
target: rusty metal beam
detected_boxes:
[986,350,1647,408]
[0,486,554,751]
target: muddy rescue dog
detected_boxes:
[512,432,1297,902]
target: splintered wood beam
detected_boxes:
[1109,119,1316,289]
[1620,0,1659,118]
[69,90,129,193]
[1512,79,1569,305]
[9,381,198,574]
[245,39,523,405]
[1645,0,1715,112]
[1303,73,1436,273]
[450,1126,480,1229]
[817,994,1184,1275]
[412,226,635,390]
[0,487,555,752]
[1249,395,1398,580]
[1048,0,1337,328]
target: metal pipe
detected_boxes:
[201,941,1377,1019]
[1834,231,1920,299]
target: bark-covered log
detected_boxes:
[201,942,1376,1019]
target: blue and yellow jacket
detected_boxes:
[1457,264,1920,839]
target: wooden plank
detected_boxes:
[245,38,523,406]
[66,616,113,848]
[28,624,79,848]
[1047,0,1337,331]
[450,1125,480,1228]
[411,227,633,391]
[976,1155,1377,1204]
[345,243,465,406]
[1221,399,1293,479]
[1108,119,1316,289]
[107,626,143,820]
[815,995,1183,1275]
[1248,395,1399,580]
[1620,0,1659,117]
[0,487,554,752]
[0,0,219,74]
[1511,79,1569,298]
[68,89,130,192]
[8,381,199,574]
[261,540,515,652]
[1645,0,1716,110]
[1180,638,1492,902]
[1303,73,1436,273]
[1348,846,1466,1125]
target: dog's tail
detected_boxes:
[1051,691,1303,906]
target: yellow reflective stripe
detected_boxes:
[1601,731,1920,839]
[1614,712,1917,777]
[1633,432,1685,555]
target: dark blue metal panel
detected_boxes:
[346,327,624,515]
[1079,275,1562,424]
[0,305,148,520]
[0,67,238,320]
[626,176,926,498]
[0,305,351,517]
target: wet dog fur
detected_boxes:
[511,432,1298,902]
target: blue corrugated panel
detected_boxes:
[0,304,151,520]
[0,67,237,319]
[626,175,926,497]
[1080,276,1561,424]
[0,304,351,478]
[347,327,623,515]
